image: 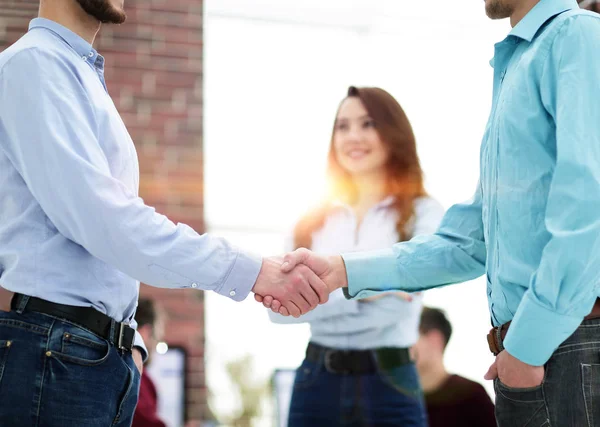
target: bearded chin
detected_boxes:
[76,0,127,24]
[485,0,513,20]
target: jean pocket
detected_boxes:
[496,378,545,399]
[581,364,600,427]
[376,362,423,400]
[112,357,136,426]
[0,340,13,385]
[52,329,110,366]
[494,379,550,427]
[293,360,321,391]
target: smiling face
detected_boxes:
[324,87,425,236]
[332,96,390,179]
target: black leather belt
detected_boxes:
[306,342,412,375]
[11,293,135,352]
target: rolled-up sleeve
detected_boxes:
[0,48,261,301]
[504,16,600,366]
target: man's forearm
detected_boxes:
[342,233,486,299]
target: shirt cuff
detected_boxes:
[133,330,148,362]
[214,250,262,302]
[341,249,399,300]
[503,292,583,366]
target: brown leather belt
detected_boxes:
[487,297,600,356]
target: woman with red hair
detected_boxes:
[268,86,444,427]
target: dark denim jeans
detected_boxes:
[495,318,600,427]
[0,309,140,426]
[288,355,427,427]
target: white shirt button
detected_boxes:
[88,52,94,57]
[81,55,87,61]
[229,290,236,297]
[191,282,198,288]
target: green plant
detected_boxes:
[210,354,271,427]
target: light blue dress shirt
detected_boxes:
[0,19,262,350]
[343,0,600,366]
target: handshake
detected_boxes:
[251,248,348,317]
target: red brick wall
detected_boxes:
[0,0,206,422]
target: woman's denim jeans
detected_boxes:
[288,354,427,427]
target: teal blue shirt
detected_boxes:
[343,0,600,366]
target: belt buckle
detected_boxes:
[487,326,505,356]
[495,325,505,354]
[117,322,133,352]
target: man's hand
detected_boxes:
[282,248,347,290]
[251,256,329,318]
[132,347,144,375]
[0,288,14,312]
[484,349,544,388]
[255,249,347,316]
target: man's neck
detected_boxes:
[39,1,100,44]
[420,362,450,394]
[510,0,541,27]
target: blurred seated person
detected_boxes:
[132,297,166,427]
[414,307,495,427]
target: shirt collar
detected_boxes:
[28,18,99,63]
[509,0,578,42]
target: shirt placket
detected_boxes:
[484,39,518,315]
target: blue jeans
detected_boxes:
[495,318,600,427]
[288,355,427,427]
[0,309,140,426]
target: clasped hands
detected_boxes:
[251,249,344,317]
[252,248,412,317]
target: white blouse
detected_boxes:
[269,196,445,350]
